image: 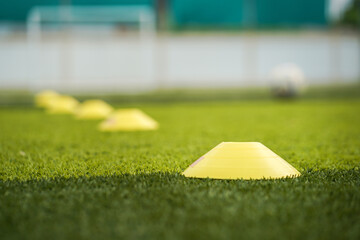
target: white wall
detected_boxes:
[0,32,359,92]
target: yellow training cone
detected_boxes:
[46,95,79,114]
[183,142,300,180]
[75,100,113,119]
[99,108,158,131]
[35,90,60,108]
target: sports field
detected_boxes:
[1,87,360,239]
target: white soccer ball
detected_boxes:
[270,63,305,98]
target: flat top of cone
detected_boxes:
[46,95,79,114]
[35,90,60,108]
[99,108,158,131]
[183,142,300,180]
[75,99,113,119]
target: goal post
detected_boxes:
[26,5,156,92]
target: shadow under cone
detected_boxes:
[75,100,113,120]
[99,108,158,131]
[183,142,301,180]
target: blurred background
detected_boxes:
[0,0,359,95]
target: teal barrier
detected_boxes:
[0,0,59,22]
[0,0,328,27]
[171,0,328,28]
[171,0,244,26]
[255,0,327,26]
[0,0,154,22]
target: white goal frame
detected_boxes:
[26,5,156,91]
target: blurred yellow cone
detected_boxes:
[183,142,300,180]
[46,95,79,114]
[99,108,158,131]
[75,100,113,119]
[35,90,59,108]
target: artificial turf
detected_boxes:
[0,98,360,239]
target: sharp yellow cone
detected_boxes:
[75,100,113,119]
[183,142,301,180]
[46,95,79,114]
[99,108,158,131]
[35,90,60,108]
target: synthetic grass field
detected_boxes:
[1,90,360,239]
